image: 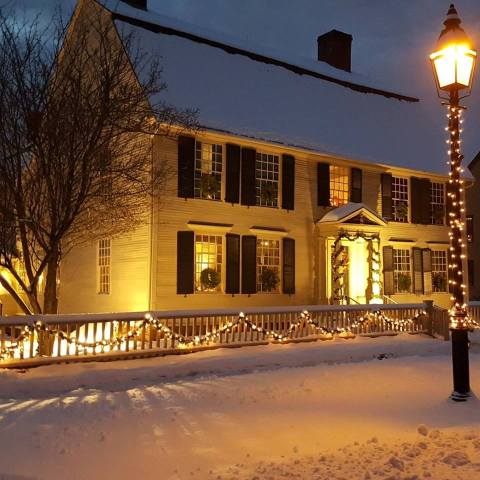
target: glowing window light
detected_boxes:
[430,44,476,90]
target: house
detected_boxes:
[467,154,480,300]
[0,0,458,315]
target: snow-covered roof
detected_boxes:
[317,203,386,225]
[99,1,448,174]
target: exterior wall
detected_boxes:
[58,221,151,314]
[467,161,480,300]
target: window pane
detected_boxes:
[255,152,279,208]
[256,238,280,293]
[194,142,222,201]
[98,239,111,294]
[329,166,349,207]
[393,248,411,293]
[195,235,223,292]
[432,250,448,293]
[392,177,409,222]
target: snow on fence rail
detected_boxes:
[0,302,447,368]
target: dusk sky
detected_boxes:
[7,0,480,172]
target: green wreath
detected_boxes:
[200,268,221,290]
[260,182,276,204]
[199,174,220,198]
[432,272,446,291]
[260,268,279,292]
[397,273,411,292]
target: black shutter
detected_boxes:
[177,231,194,294]
[350,167,362,203]
[225,234,240,294]
[225,144,241,203]
[410,177,422,224]
[317,162,330,206]
[383,246,394,295]
[412,247,424,294]
[282,154,295,210]
[241,148,256,206]
[282,238,295,294]
[411,178,431,224]
[177,136,195,198]
[381,173,393,221]
[241,235,257,294]
[422,249,432,294]
[421,179,432,224]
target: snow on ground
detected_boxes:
[0,334,480,479]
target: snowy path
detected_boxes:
[0,335,480,479]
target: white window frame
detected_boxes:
[255,152,280,208]
[430,182,446,225]
[97,239,111,295]
[393,248,411,293]
[194,141,223,201]
[194,233,224,293]
[392,177,409,223]
[256,237,281,293]
[431,250,448,293]
[329,165,349,207]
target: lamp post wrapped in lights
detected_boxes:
[430,4,476,401]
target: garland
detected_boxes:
[0,309,432,362]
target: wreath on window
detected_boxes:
[200,268,221,290]
[432,272,446,291]
[260,268,279,292]
[432,204,445,224]
[200,174,220,199]
[394,203,408,219]
[260,182,276,204]
[397,273,411,292]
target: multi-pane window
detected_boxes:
[256,238,280,292]
[431,250,448,293]
[467,215,474,243]
[430,182,445,225]
[255,153,279,207]
[392,177,409,222]
[393,248,411,293]
[195,234,223,292]
[194,142,222,200]
[98,239,111,294]
[329,166,349,207]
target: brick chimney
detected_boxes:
[122,0,147,9]
[317,30,352,72]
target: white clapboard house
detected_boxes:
[0,0,459,314]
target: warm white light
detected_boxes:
[430,44,476,90]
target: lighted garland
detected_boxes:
[445,104,472,329]
[0,309,429,361]
[332,231,382,304]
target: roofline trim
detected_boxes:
[112,12,419,103]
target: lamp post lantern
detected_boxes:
[430,4,477,401]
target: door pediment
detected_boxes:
[316,203,386,227]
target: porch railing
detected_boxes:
[0,303,439,368]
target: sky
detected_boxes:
[5,0,480,172]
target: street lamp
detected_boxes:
[430,4,477,401]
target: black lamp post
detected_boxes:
[430,4,477,401]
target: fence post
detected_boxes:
[424,300,434,337]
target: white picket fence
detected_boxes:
[0,303,443,368]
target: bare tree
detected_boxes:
[0,4,197,314]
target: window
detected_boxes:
[256,238,280,292]
[392,177,409,222]
[255,152,279,207]
[430,182,445,225]
[393,248,411,293]
[467,215,474,243]
[329,166,349,207]
[194,142,222,200]
[98,239,111,294]
[195,234,223,292]
[432,250,448,292]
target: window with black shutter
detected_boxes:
[225,234,240,294]
[241,235,257,294]
[241,148,256,206]
[225,144,241,203]
[411,178,431,224]
[178,136,195,198]
[350,167,362,203]
[381,173,393,220]
[423,249,433,294]
[177,231,194,294]
[412,247,424,294]
[282,154,295,210]
[383,246,394,295]
[282,238,295,294]
[317,162,330,206]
